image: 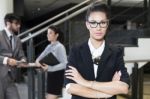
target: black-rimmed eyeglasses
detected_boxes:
[88,20,109,28]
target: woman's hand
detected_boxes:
[112,71,121,81]
[35,61,42,67]
[65,66,87,86]
[41,63,48,71]
[35,61,48,71]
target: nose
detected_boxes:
[96,24,101,30]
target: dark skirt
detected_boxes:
[47,70,65,95]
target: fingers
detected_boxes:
[112,71,122,81]
[66,76,74,81]
[68,66,77,72]
[7,58,17,66]
[41,66,48,71]
[65,66,76,82]
[118,71,122,76]
[40,64,48,71]
[42,63,48,66]
[35,61,42,67]
[65,66,77,78]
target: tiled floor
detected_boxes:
[17,74,150,99]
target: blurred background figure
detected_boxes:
[36,25,67,99]
[0,13,26,99]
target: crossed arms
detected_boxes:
[65,66,129,98]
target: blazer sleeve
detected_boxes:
[116,47,130,86]
[64,46,77,86]
[17,38,26,61]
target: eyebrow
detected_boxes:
[88,20,108,22]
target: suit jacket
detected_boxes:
[65,41,130,99]
[0,30,26,79]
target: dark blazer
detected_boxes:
[65,41,130,99]
[0,30,26,79]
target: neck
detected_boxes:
[51,40,57,44]
[90,38,104,49]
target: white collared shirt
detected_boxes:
[88,39,105,78]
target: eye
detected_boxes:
[101,21,107,24]
[89,21,97,25]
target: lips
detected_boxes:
[95,32,103,36]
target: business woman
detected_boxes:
[65,2,130,99]
[36,26,67,99]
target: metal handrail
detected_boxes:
[125,59,150,63]
[21,4,91,43]
[18,0,90,38]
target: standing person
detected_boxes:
[36,26,67,99]
[0,13,26,99]
[65,2,130,99]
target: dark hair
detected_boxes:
[86,2,110,21]
[4,13,21,25]
[48,25,64,43]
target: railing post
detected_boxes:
[27,33,35,99]
[138,67,144,99]
[37,69,45,99]
[132,62,144,99]
[132,62,138,99]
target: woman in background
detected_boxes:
[36,26,67,99]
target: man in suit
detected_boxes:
[65,2,130,99]
[0,13,26,99]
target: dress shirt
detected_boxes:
[88,39,105,78]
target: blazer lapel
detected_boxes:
[80,42,95,79]
[13,36,17,51]
[2,30,12,49]
[96,43,112,79]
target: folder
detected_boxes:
[39,52,59,66]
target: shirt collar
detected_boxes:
[4,27,13,38]
[88,39,105,59]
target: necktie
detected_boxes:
[9,35,13,49]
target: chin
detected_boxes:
[95,37,104,41]
[96,39,104,41]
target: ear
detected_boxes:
[6,22,11,26]
[56,33,59,38]
[86,21,90,30]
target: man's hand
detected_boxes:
[7,58,17,66]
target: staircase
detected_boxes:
[124,38,150,75]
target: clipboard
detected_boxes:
[39,52,59,66]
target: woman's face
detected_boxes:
[47,29,58,42]
[86,11,109,41]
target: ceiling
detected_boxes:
[110,0,144,7]
[22,0,147,20]
[24,0,85,19]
